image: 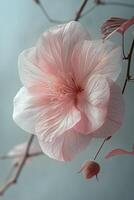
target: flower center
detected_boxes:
[49,73,83,102]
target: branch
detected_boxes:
[0,151,43,160]
[93,137,111,160]
[74,0,89,21]
[122,39,134,94]
[0,135,34,195]
[33,0,67,24]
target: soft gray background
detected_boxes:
[0,0,134,199]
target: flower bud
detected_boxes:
[79,160,100,179]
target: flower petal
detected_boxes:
[37,129,92,161]
[76,75,110,134]
[36,21,90,74]
[13,87,46,134]
[74,112,92,133]
[35,99,81,142]
[18,47,51,88]
[18,22,90,88]
[13,87,81,141]
[105,147,134,159]
[92,81,124,138]
[71,40,122,85]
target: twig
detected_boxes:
[0,151,43,160]
[93,137,111,160]
[122,39,134,94]
[74,0,89,21]
[0,135,34,195]
[33,0,66,23]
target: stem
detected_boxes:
[0,135,34,195]
[0,151,43,160]
[34,0,66,23]
[122,39,134,94]
[74,0,89,21]
[93,137,111,160]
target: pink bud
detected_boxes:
[79,160,100,179]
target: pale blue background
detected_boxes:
[0,0,134,199]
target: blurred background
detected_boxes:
[0,0,134,199]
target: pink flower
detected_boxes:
[101,16,134,39]
[13,21,124,161]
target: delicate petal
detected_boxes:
[74,112,91,133]
[18,21,90,88]
[13,87,46,134]
[35,99,81,142]
[71,40,122,84]
[13,87,81,140]
[37,21,90,74]
[85,75,110,107]
[37,129,92,161]
[92,82,124,138]
[105,147,134,159]
[76,75,110,134]
[18,47,50,87]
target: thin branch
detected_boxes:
[0,151,43,160]
[122,39,134,94]
[33,0,66,23]
[74,0,89,21]
[93,137,111,160]
[0,135,34,195]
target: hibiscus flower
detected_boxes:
[13,21,124,161]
